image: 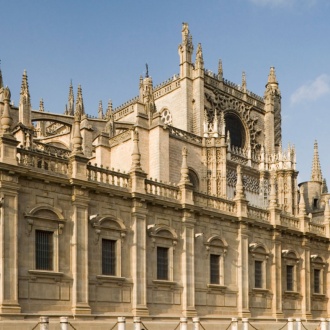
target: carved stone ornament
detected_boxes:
[205,90,261,149]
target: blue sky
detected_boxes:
[1,0,330,184]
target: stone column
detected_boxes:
[71,186,91,314]
[0,172,21,313]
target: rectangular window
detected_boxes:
[157,247,168,280]
[35,230,53,270]
[210,254,220,284]
[102,239,116,275]
[314,269,321,293]
[255,260,263,288]
[286,265,294,291]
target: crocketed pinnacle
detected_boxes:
[20,69,31,105]
[106,100,113,120]
[267,67,278,85]
[195,43,204,69]
[218,59,223,80]
[98,100,103,119]
[67,80,74,116]
[311,140,322,182]
[74,85,85,120]
[242,71,246,92]
[39,98,44,112]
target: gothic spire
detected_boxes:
[267,67,278,86]
[74,85,85,120]
[19,70,32,126]
[311,140,323,182]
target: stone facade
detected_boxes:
[0,23,329,327]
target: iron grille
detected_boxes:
[102,239,116,275]
[35,230,53,270]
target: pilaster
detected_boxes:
[0,171,21,314]
[181,210,196,317]
[301,238,312,319]
[131,199,149,316]
[71,186,91,315]
[237,223,250,317]
[271,231,283,318]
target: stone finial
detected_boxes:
[179,146,191,185]
[235,165,245,199]
[39,98,44,112]
[195,43,204,70]
[105,100,113,120]
[226,130,231,150]
[130,127,142,171]
[19,69,32,126]
[267,67,278,85]
[98,100,103,119]
[242,71,247,92]
[74,85,85,121]
[311,140,323,183]
[299,186,306,216]
[220,111,226,136]
[180,22,193,51]
[218,59,223,80]
[67,80,74,116]
[322,178,328,194]
[213,110,219,136]
[71,115,83,155]
[1,86,13,134]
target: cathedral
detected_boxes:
[0,23,328,328]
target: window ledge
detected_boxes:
[96,275,126,283]
[152,280,176,287]
[28,270,64,278]
[312,293,326,300]
[283,291,300,299]
[207,284,226,291]
[252,288,269,293]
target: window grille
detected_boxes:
[255,260,263,288]
[314,269,321,293]
[102,239,116,275]
[35,230,53,270]
[286,265,294,291]
[157,247,168,280]
[210,254,220,284]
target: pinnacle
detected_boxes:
[311,140,323,182]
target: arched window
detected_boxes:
[225,113,246,149]
[249,243,269,290]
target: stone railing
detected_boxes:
[280,214,300,230]
[33,141,71,158]
[17,147,69,175]
[87,164,130,189]
[169,126,203,144]
[247,206,270,222]
[309,222,326,236]
[145,179,179,200]
[194,192,236,213]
